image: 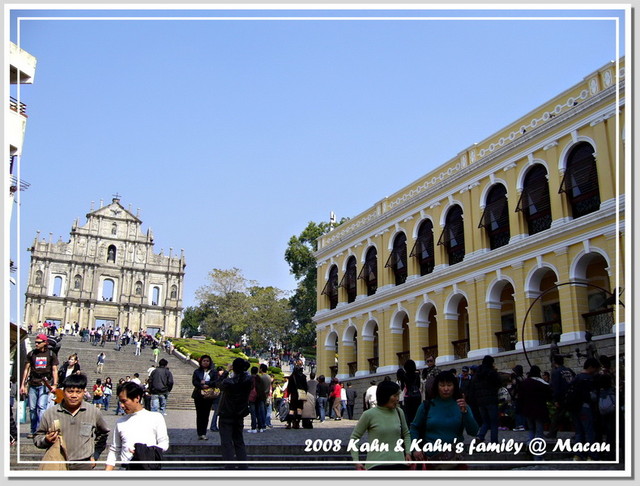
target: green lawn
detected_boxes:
[170,338,285,382]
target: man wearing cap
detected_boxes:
[459,366,472,398]
[20,334,59,438]
[421,356,442,399]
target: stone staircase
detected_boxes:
[11,443,353,471]
[47,334,198,410]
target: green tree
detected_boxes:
[194,268,252,343]
[246,286,293,351]
[284,219,347,349]
[194,268,293,351]
[180,306,206,338]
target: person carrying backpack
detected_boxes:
[546,355,575,438]
[565,358,601,460]
[215,358,252,469]
[595,373,616,457]
[92,379,105,410]
[398,359,422,426]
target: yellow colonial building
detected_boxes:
[314,58,626,378]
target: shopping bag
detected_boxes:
[278,399,290,422]
[19,400,27,424]
[39,435,68,470]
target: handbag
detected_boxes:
[278,399,290,422]
[201,387,220,400]
[425,450,465,470]
[39,435,68,470]
[411,399,466,470]
[19,399,28,424]
[297,389,308,401]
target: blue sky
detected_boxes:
[8,6,626,318]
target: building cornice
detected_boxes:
[316,82,624,260]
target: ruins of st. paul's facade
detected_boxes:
[24,197,185,337]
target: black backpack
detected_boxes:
[406,381,422,400]
[564,375,592,412]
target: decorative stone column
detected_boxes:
[591,118,616,207]
[339,339,356,380]
[437,311,458,365]
[412,318,430,367]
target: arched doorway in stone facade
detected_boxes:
[572,251,613,336]
[359,247,378,296]
[527,267,561,344]
[322,265,339,310]
[487,279,517,351]
[560,142,601,219]
[343,325,358,377]
[362,319,379,374]
[416,302,438,363]
[102,279,115,301]
[411,220,435,276]
[386,232,408,286]
[445,293,470,359]
[517,163,552,236]
[391,311,410,366]
[52,276,63,297]
[324,330,339,378]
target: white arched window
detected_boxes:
[152,286,160,305]
[52,276,63,296]
[102,279,115,301]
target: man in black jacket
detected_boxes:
[470,355,502,443]
[148,359,174,415]
[216,358,252,469]
[567,357,602,460]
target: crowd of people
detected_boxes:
[14,328,620,470]
[348,343,619,469]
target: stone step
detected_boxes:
[37,334,199,409]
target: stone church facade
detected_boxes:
[23,197,186,337]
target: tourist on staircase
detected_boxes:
[191,355,216,440]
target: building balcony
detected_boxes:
[495,329,517,352]
[9,97,28,117]
[535,320,562,345]
[452,338,470,360]
[347,361,357,377]
[8,105,28,154]
[422,345,439,361]
[9,174,30,193]
[367,357,379,374]
[10,42,37,84]
[583,308,615,337]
